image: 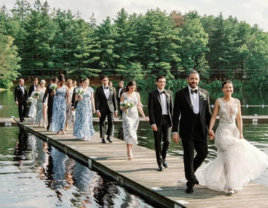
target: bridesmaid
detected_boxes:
[65,79,74,130]
[50,74,68,135]
[35,80,46,126]
[120,81,149,160]
[73,78,95,141]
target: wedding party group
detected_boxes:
[14,70,268,195]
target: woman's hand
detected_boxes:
[239,134,243,139]
[208,129,215,140]
[121,107,127,111]
[143,117,149,122]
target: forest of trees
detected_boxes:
[0,0,268,90]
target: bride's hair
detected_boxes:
[222,80,233,88]
[126,81,136,92]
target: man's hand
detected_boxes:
[97,111,101,118]
[151,124,158,131]
[114,111,117,118]
[172,132,180,144]
[71,106,75,111]
[15,101,18,105]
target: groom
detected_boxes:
[95,76,117,143]
[172,70,212,193]
[15,78,28,122]
[148,76,174,171]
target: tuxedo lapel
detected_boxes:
[155,90,162,107]
[182,87,193,111]
[100,86,107,100]
[198,89,204,114]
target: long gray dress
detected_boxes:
[122,92,139,144]
[35,90,45,124]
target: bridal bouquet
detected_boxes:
[76,88,85,99]
[33,92,41,99]
[120,101,134,115]
[49,84,57,90]
[27,97,34,103]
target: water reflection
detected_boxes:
[0,127,154,208]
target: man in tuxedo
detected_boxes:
[43,76,58,130]
[95,76,117,143]
[148,76,174,171]
[28,78,38,97]
[172,70,212,193]
[15,79,28,122]
[116,80,125,119]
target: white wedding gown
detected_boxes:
[196,98,268,193]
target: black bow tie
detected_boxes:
[104,87,109,89]
[191,89,197,94]
[160,91,166,94]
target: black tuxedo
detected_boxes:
[28,85,37,98]
[172,87,211,184]
[95,86,117,139]
[14,85,28,121]
[148,89,174,166]
[116,86,125,117]
[71,86,79,109]
[43,83,54,126]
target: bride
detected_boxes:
[197,80,268,194]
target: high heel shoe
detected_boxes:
[227,189,234,194]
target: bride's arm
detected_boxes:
[137,93,148,121]
[208,99,220,139]
[236,99,243,139]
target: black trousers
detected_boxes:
[153,115,171,166]
[47,105,53,125]
[117,98,122,117]
[18,100,27,121]
[181,118,208,184]
[99,109,114,139]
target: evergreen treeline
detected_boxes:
[1,0,268,90]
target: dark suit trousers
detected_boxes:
[117,98,122,117]
[18,100,27,120]
[181,117,208,183]
[99,109,113,139]
[153,115,171,166]
[47,105,53,125]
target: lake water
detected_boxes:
[0,127,154,208]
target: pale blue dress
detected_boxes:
[50,86,67,132]
[73,87,95,140]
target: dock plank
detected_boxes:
[13,119,268,208]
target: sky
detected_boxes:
[1,0,268,31]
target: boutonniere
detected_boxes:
[166,94,171,99]
[200,93,207,100]
[110,88,113,93]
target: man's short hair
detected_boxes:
[156,75,166,82]
[187,70,200,78]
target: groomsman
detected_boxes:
[116,80,125,119]
[148,76,174,171]
[95,76,117,143]
[15,78,28,122]
[28,78,38,97]
[71,79,83,110]
[43,76,58,130]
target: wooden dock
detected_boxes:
[13,119,268,208]
[0,117,17,126]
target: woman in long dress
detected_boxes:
[197,80,268,194]
[65,79,74,131]
[28,91,37,122]
[73,78,95,141]
[35,80,46,126]
[50,74,68,135]
[120,81,149,160]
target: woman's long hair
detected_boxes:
[58,74,65,86]
[125,81,136,92]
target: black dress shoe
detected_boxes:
[47,124,50,131]
[194,179,199,185]
[163,160,168,168]
[20,119,23,122]
[22,118,25,121]
[107,137,112,143]
[102,138,106,143]
[157,165,163,171]
[186,182,194,193]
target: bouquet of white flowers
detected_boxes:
[75,88,85,99]
[27,97,34,103]
[33,92,41,99]
[49,84,57,90]
[120,101,134,115]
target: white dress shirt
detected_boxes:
[158,89,168,115]
[103,85,110,99]
[118,88,122,98]
[188,85,199,114]
[20,85,25,95]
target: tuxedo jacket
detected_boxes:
[148,89,174,127]
[43,84,54,107]
[172,87,211,139]
[14,85,27,103]
[28,85,36,98]
[71,86,79,109]
[95,86,117,113]
[116,87,126,101]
